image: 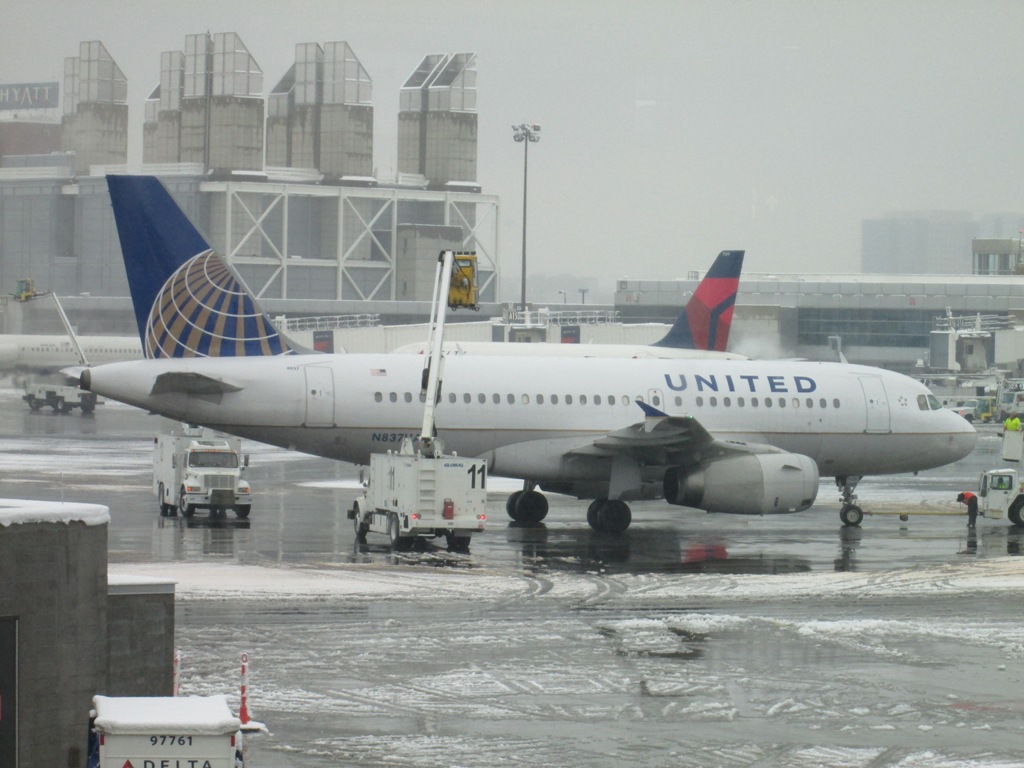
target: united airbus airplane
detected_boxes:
[393,250,747,359]
[80,176,977,531]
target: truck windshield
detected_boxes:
[189,451,238,469]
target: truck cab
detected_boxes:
[977,467,1024,526]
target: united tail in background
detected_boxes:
[652,250,743,352]
[106,175,293,359]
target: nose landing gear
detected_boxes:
[837,476,864,526]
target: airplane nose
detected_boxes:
[947,416,978,460]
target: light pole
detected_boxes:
[578,288,589,305]
[512,123,541,310]
[557,289,567,304]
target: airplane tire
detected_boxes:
[234,505,251,519]
[587,500,604,529]
[599,500,632,533]
[840,504,863,527]
[514,490,548,524]
[506,491,524,521]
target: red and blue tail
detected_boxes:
[106,175,293,359]
[652,250,743,352]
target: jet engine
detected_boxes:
[663,452,819,515]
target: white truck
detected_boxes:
[23,383,101,414]
[348,443,487,551]
[974,468,1024,527]
[153,427,252,518]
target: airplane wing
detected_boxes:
[150,371,244,397]
[568,401,782,466]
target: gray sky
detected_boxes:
[3,0,1023,303]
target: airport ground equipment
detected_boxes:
[350,449,487,551]
[970,429,1024,527]
[153,426,252,518]
[22,382,100,413]
[12,277,45,302]
[349,250,487,550]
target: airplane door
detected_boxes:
[647,389,665,409]
[859,376,890,433]
[304,366,335,427]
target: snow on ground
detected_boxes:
[110,554,1024,604]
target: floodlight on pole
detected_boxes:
[557,289,567,304]
[578,288,589,305]
[512,123,541,310]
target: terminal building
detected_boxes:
[2,34,1024,378]
[0,34,497,337]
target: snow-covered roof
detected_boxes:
[0,498,109,527]
[93,695,240,735]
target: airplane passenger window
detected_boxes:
[507,394,515,404]
[419,393,426,403]
[493,394,500,404]
[375,392,382,402]
[709,396,718,407]
[594,395,601,405]
[696,396,704,407]
[551,395,559,405]
[580,395,587,405]
[778,398,786,408]
[478,393,486,404]
[806,398,814,408]
[820,398,827,408]
[405,393,412,403]
[674,396,682,406]
[522,394,530,404]
[566,395,573,405]
[621,396,630,405]
[751,397,759,407]
[791,398,799,408]
[765,398,773,408]
[449,393,457,404]
[833,398,841,408]
[537,394,545,404]
[737,397,745,407]
[652,394,661,406]
[389,392,397,403]
[723,397,731,407]
[463,393,472,404]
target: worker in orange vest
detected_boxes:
[956,491,978,528]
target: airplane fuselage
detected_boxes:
[83,353,976,483]
[0,334,141,371]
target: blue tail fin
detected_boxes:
[652,250,743,352]
[106,175,292,358]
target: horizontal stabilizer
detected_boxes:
[150,371,243,397]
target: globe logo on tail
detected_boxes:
[145,251,291,358]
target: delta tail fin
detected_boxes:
[651,250,743,352]
[106,175,293,359]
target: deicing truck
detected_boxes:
[349,445,487,551]
[153,427,252,518]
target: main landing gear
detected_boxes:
[837,476,864,527]
[504,485,634,533]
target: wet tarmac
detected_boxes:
[3,386,1024,767]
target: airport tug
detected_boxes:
[348,251,487,551]
[973,428,1024,527]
